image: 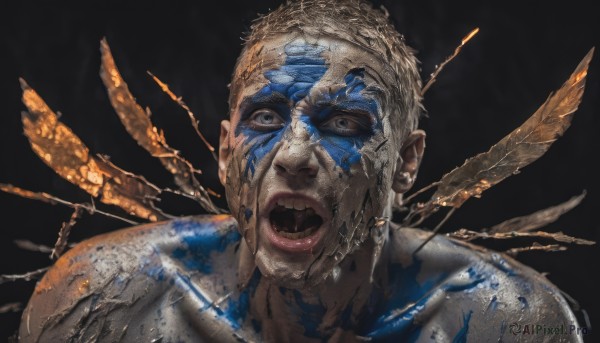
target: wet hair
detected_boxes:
[229,0,423,137]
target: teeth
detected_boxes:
[293,199,306,210]
[275,226,317,239]
[276,198,310,211]
[276,198,293,209]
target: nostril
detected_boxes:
[273,151,319,177]
[299,167,317,177]
[274,164,287,174]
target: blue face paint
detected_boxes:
[244,208,253,221]
[236,43,382,176]
[313,68,381,171]
[236,43,326,177]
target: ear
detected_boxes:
[392,130,426,194]
[218,120,231,186]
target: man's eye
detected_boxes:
[321,114,369,136]
[249,109,284,130]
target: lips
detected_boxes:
[263,193,328,253]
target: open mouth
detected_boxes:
[269,199,324,240]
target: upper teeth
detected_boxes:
[277,198,309,210]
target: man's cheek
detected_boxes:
[235,130,286,181]
[230,135,251,178]
[347,145,392,226]
[224,157,242,217]
[225,163,260,255]
[326,165,373,245]
[225,144,252,214]
[228,137,270,251]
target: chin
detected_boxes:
[254,249,338,289]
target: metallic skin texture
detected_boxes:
[19,216,581,342]
[13,1,589,341]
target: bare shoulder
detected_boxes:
[18,215,241,342]
[379,227,583,342]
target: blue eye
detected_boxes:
[321,113,369,136]
[332,117,352,129]
[249,109,284,130]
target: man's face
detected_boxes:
[220,34,419,288]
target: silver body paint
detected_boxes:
[17,21,584,343]
[18,216,582,342]
[224,35,402,289]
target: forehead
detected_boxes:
[232,34,396,109]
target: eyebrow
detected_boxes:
[314,98,380,125]
[238,92,289,118]
[252,91,289,104]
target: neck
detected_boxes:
[239,233,390,341]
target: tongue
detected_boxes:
[292,210,308,232]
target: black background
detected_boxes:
[1,0,598,340]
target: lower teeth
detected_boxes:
[275,226,317,239]
[269,205,323,240]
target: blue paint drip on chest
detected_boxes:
[364,259,445,337]
[363,259,493,341]
[277,288,328,339]
[236,44,381,176]
[224,268,262,329]
[171,219,240,274]
[170,219,261,331]
[452,310,473,343]
[174,271,247,331]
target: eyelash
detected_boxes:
[247,109,285,131]
[320,112,371,136]
[245,108,372,136]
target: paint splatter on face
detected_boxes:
[235,42,381,176]
[222,34,403,288]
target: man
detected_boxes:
[18,0,583,342]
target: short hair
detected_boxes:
[229,0,423,137]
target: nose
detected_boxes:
[273,126,319,179]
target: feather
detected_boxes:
[504,243,567,256]
[448,228,595,246]
[431,48,594,208]
[99,38,222,214]
[487,192,585,233]
[20,79,165,222]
